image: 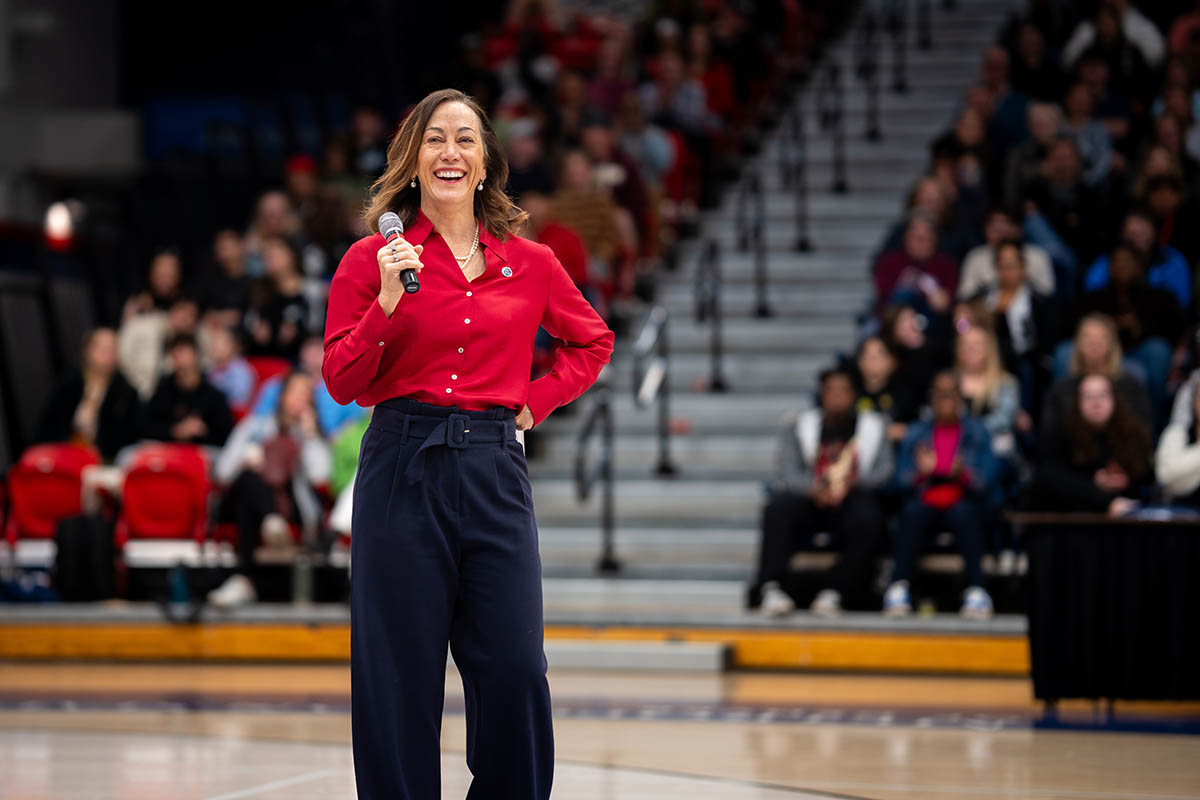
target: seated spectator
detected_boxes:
[243,236,314,362]
[243,190,306,279]
[1075,242,1185,419]
[580,110,649,241]
[250,336,365,437]
[974,240,1059,416]
[35,327,141,463]
[1009,22,1063,102]
[204,323,256,411]
[118,297,201,399]
[980,46,1031,162]
[504,118,555,200]
[1064,2,1161,98]
[142,333,234,449]
[753,367,892,617]
[199,229,252,330]
[210,371,332,607]
[956,326,1024,461]
[121,248,184,324]
[958,208,1055,299]
[1031,372,1152,515]
[1023,134,1110,269]
[873,213,958,319]
[878,176,981,266]
[1143,173,1200,271]
[1156,374,1200,504]
[1044,313,1154,433]
[520,188,592,294]
[884,371,997,620]
[553,150,634,299]
[1078,53,1135,154]
[880,303,949,404]
[854,335,919,443]
[1004,102,1064,210]
[1063,80,1117,188]
[1082,210,1192,309]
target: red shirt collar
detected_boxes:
[407,208,508,263]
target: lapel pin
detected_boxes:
[501,266,513,277]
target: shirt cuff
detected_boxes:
[526,378,559,428]
[357,296,400,345]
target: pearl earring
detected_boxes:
[477,181,484,192]
[410,178,416,188]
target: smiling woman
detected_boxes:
[322,88,614,800]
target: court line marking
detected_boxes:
[202,768,340,800]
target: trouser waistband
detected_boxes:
[370,397,517,485]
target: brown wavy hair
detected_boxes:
[361,89,527,239]
[1062,373,1151,480]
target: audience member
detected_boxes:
[121,248,184,324]
[210,371,331,607]
[958,208,1055,299]
[753,368,892,617]
[956,326,1024,459]
[142,333,234,448]
[118,297,200,399]
[1081,210,1192,309]
[1156,374,1200,504]
[1063,80,1118,188]
[250,336,365,436]
[35,328,141,462]
[880,303,949,404]
[243,237,314,362]
[204,323,256,411]
[884,371,997,620]
[873,213,958,319]
[854,335,919,443]
[199,229,252,329]
[1031,373,1152,515]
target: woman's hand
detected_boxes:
[1107,496,1138,518]
[377,238,424,316]
[516,404,534,431]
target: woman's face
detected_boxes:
[995,245,1025,289]
[263,239,296,281]
[930,375,962,421]
[893,307,926,349]
[858,338,895,383]
[149,254,181,297]
[280,375,314,424]
[955,109,984,146]
[1077,320,1113,369]
[214,230,244,269]
[416,101,487,212]
[85,330,117,374]
[1078,374,1115,427]
[956,328,988,373]
[904,220,936,261]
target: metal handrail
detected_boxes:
[854,10,883,142]
[816,61,848,194]
[573,386,618,572]
[781,99,813,252]
[885,0,908,93]
[631,305,677,476]
[735,171,772,318]
[693,239,729,393]
[917,0,933,50]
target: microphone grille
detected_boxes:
[379,211,403,237]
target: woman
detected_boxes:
[956,325,1024,459]
[208,370,331,607]
[1031,373,1152,515]
[322,89,613,800]
[1043,313,1153,433]
[873,212,959,319]
[36,327,141,462]
[853,335,918,443]
[1156,383,1200,506]
[243,236,314,362]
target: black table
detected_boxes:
[1013,513,1200,702]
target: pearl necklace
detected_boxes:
[453,225,481,266]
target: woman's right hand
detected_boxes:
[377,238,424,316]
[1107,496,1138,518]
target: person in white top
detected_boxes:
[958,208,1055,299]
[1063,0,1165,67]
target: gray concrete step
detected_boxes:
[536,431,778,475]
[538,392,811,437]
[618,316,857,355]
[534,478,763,527]
[606,351,831,392]
[658,283,869,319]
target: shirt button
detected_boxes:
[452,374,458,380]
[446,388,452,394]
[464,318,471,324]
[466,291,472,297]
[458,347,464,354]
[378,341,385,347]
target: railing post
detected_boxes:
[917,0,933,50]
[817,62,848,194]
[654,320,677,476]
[695,239,729,393]
[855,11,882,142]
[886,0,908,94]
[790,100,813,252]
[596,389,618,572]
[632,306,677,476]
[751,173,771,318]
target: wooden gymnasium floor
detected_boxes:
[2,663,1199,799]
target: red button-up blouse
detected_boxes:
[322,209,614,428]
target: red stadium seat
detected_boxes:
[4,443,100,546]
[115,443,210,548]
[246,356,293,386]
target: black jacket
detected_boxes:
[35,371,142,462]
[142,374,234,447]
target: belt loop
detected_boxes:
[400,414,410,443]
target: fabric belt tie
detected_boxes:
[367,411,513,485]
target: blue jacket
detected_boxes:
[1082,247,1192,310]
[893,416,995,497]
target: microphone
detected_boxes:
[379,211,420,294]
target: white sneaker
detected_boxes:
[760,581,796,617]
[810,588,842,617]
[883,581,912,617]
[207,574,257,609]
[960,586,994,621]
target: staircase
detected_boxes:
[531,0,1017,602]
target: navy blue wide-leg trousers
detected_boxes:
[350,397,553,800]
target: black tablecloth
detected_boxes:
[1019,514,1200,702]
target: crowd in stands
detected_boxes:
[19,0,824,607]
[754,0,1200,621]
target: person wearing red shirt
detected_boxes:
[322,89,612,800]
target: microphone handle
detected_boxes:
[384,229,421,294]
